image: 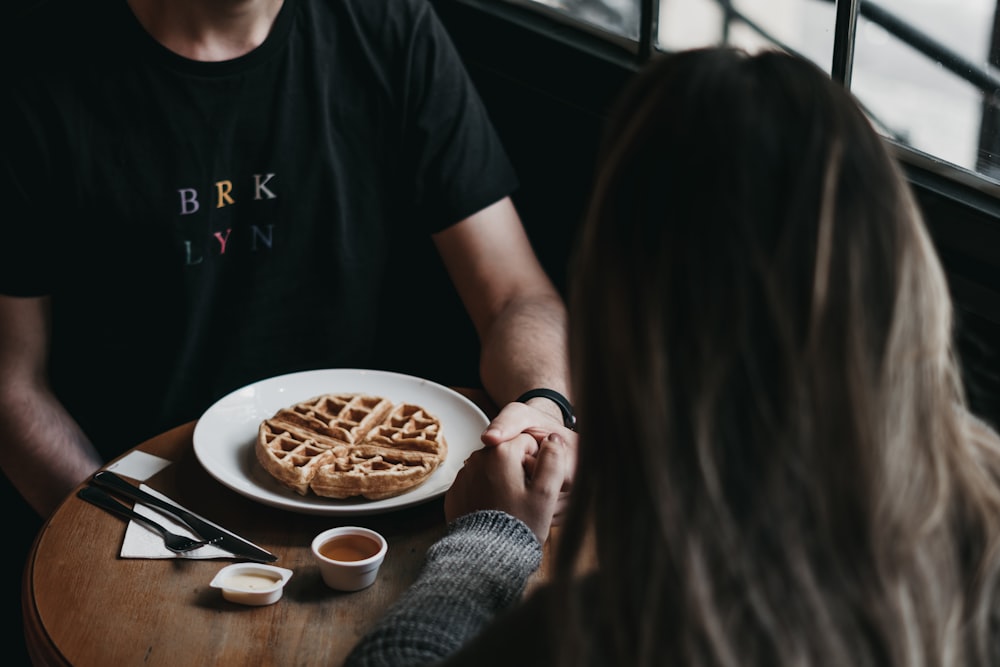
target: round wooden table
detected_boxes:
[22,391,551,666]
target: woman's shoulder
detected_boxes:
[963,410,1000,445]
[438,575,603,667]
[959,409,1000,471]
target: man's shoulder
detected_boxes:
[318,0,431,10]
[8,0,122,72]
[297,0,444,56]
[14,0,117,39]
[307,0,434,24]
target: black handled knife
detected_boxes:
[91,470,277,562]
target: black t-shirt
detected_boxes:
[2,0,518,457]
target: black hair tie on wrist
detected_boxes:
[515,388,576,430]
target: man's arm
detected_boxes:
[0,295,103,518]
[432,197,570,424]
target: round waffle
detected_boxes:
[256,393,447,500]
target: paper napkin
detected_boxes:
[119,484,235,560]
[104,450,172,481]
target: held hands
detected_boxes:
[484,400,578,524]
[444,401,578,542]
[444,431,573,543]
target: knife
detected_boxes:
[91,470,278,562]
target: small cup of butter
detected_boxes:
[210,563,294,606]
[311,526,387,592]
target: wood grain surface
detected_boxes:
[23,389,544,667]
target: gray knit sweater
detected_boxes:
[344,510,543,666]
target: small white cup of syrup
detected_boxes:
[311,526,388,592]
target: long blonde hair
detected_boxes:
[555,47,1000,666]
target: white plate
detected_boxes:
[193,368,488,516]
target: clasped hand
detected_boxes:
[444,401,577,543]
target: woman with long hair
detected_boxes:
[346,47,1000,667]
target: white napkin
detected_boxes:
[104,450,172,481]
[119,484,235,560]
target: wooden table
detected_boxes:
[23,390,550,666]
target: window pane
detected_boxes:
[851,0,998,180]
[657,0,836,75]
[655,0,1000,183]
[505,0,641,41]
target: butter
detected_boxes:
[224,572,280,591]
[210,563,293,606]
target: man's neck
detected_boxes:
[127,0,284,61]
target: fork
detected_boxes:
[78,486,220,553]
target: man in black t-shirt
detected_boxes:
[0,5,572,654]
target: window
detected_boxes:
[503,0,641,44]
[852,0,998,182]
[502,0,1000,195]
[657,1,835,81]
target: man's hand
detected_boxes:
[481,399,565,447]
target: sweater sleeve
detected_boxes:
[344,510,543,667]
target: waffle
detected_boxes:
[256,393,447,500]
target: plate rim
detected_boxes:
[192,368,488,516]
